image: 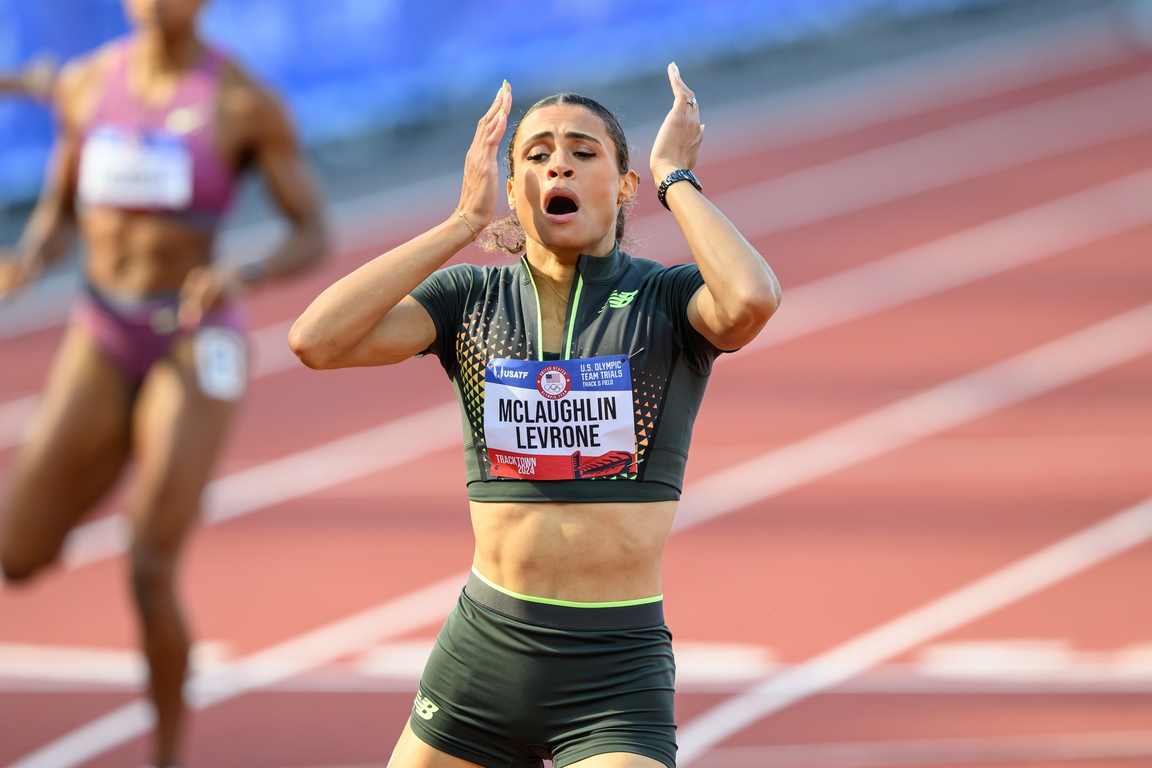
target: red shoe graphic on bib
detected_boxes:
[572,450,636,478]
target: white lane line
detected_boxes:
[4,573,467,768]
[58,401,462,569]
[40,165,1152,576]
[676,301,1152,533]
[638,70,1152,257]
[699,11,1129,160]
[6,66,1152,444]
[697,730,1152,768]
[744,166,1152,351]
[0,10,1128,345]
[677,502,1152,763]
[0,319,303,453]
[17,300,1152,768]
[0,394,39,452]
[11,633,1152,695]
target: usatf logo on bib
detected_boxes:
[484,356,637,481]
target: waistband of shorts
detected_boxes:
[463,567,664,630]
[83,281,181,318]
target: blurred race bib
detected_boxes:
[194,327,247,402]
[78,126,193,209]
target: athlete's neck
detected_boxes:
[523,234,615,287]
[130,31,204,80]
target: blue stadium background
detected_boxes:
[0,0,1008,205]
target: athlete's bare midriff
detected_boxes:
[83,210,216,294]
[470,499,676,602]
[81,210,214,293]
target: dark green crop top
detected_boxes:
[410,246,724,503]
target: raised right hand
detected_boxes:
[457,81,512,232]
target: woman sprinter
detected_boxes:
[291,67,779,768]
[0,0,326,765]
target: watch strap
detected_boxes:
[657,169,702,210]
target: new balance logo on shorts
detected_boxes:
[413,692,440,720]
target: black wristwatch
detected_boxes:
[656,169,702,210]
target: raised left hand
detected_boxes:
[650,63,703,183]
[178,265,242,327]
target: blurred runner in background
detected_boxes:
[0,0,327,765]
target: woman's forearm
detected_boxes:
[648,65,780,347]
[16,201,77,274]
[289,213,473,363]
[659,172,781,328]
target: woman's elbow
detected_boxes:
[733,282,781,328]
[288,319,338,370]
[716,285,780,347]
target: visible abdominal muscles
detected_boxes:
[470,500,678,603]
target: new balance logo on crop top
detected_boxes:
[410,247,727,505]
[599,289,639,313]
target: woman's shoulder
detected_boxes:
[54,40,120,126]
[438,260,522,285]
[216,54,287,130]
[417,261,507,299]
[626,255,701,286]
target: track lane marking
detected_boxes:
[640,70,1152,257]
[741,166,1152,351]
[697,729,1152,768]
[678,492,1152,765]
[0,395,39,452]
[13,298,1152,768]
[676,301,1152,531]
[55,402,462,570]
[699,11,1130,160]
[6,67,1152,448]
[9,165,1150,582]
[3,574,467,768]
[0,319,308,453]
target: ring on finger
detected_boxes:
[686,97,698,106]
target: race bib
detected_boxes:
[78,126,193,209]
[194,327,247,402]
[483,356,636,480]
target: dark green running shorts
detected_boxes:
[408,570,677,768]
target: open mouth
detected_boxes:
[546,196,578,215]
[544,188,580,222]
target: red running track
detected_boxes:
[2,19,1152,768]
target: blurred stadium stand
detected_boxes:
[0,0,1024,207]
